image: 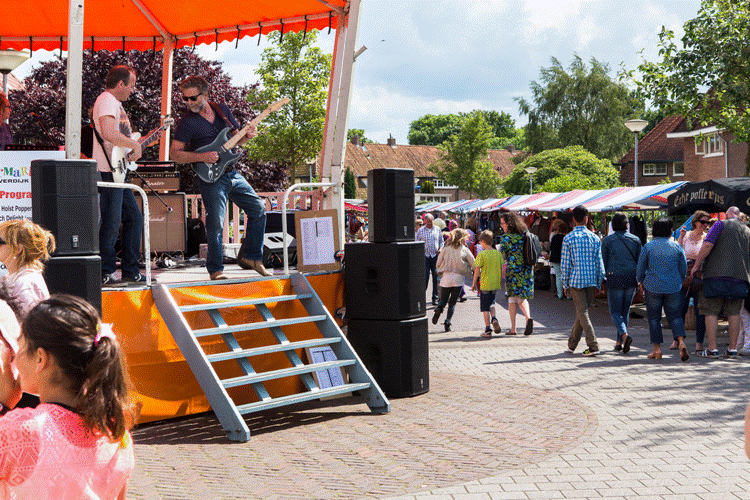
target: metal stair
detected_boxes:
[152,272,389,442]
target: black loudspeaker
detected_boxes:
[344,241,425,320]
[31,159,99,255]
[368,168,415,243]
[135,193,187,253]
[262,232,297,268]
[43,255,102,314]
[347,316,429,398]
[265,211,298,239]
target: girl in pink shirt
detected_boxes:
[0,295,135,500]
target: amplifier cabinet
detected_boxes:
[135,193,187,253]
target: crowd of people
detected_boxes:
[416,205,750,360]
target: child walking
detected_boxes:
[471,230,504,338]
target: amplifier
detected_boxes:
[130,171,180,192]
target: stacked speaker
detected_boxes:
[31,160,102,313]
[345,168,429,398]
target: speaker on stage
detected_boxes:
[345,241,425,320]
[347,316,429,398]
[262,232,297,268]
[265,211,298,239]
[368,168,415,243]
[31,159,99,255]
[135,193,187,253]
[43,255,102,314]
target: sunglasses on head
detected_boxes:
[182,92,203,102]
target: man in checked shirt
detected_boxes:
[561,205,606,356]
[416,213,444,306]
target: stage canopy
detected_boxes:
[0,0,345,52]
[668,178,750,216]
[416,182,687,214]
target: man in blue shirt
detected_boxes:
[416,213,444,305]
[561,205,605,356]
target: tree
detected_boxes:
[246,30,332,179]
[502,146,619,195]
[344,166,357,199]
[517,55,643,161]
[407,110,518,149]
[430,112,502,198]
[347,128,371,143]
[633,0,750,171]
[9,48,289,192]
[420,180,435,194]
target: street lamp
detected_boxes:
[624,119,648,187]
[0,49,30,95]
[525,166,537,194]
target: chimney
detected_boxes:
[387,134,396,147]
[506,144,516,154]
[351,135,360,146]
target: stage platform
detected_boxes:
[100,260,345,426]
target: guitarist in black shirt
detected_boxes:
[170,75,271,279]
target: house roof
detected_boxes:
[343,142,518,178]
[618,114,686,165]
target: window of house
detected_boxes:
[673,161,684,176]
[433,178,446,187]
[695,132,724,157]
[643,163,667,176]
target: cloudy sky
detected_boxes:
[201,0,703,145]
[14,0,704,145]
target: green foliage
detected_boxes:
[408,110,517,148]
[247,30,332,180]
[517,55,643,161]
[347,128,371,143]
[420,180,435,194]
[430,112,501,198]
[502,146,619,195]
[344,166,357,199]
[633,0,750,170]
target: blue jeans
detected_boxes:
[99,171,143,278]
[645,289,685,345]
[680,287,706,345]
[607,286,636,342]
[424,255,439,302]
[199,170,266,274]
[551,262,563,298]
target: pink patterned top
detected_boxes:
[0,404,134,500]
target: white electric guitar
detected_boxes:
[111,117,174,183]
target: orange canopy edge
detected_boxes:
[0,0,347,52]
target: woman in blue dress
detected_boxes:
[499,212,534,335]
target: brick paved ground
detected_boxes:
[128,286,750,499]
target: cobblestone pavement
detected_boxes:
[129,287,750,499]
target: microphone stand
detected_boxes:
[130,169,172,212]
[31,114,59,149]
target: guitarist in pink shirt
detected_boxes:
[170,75,271,279]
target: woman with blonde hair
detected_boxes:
[434,228,475,332]
[0,219,55,319]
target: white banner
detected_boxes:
[0,150,66,222]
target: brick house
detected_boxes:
[666,123,748,181]
[312,136,518,202]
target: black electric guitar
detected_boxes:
[110,117,174,184]
[191,98,289,183]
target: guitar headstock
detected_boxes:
[266,98,290,113]
[162,117,175,128]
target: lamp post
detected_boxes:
[624,119,648,187]
[525,166,537,194]
[0,49,30,96]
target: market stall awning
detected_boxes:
[667,178,750,215]
[498,192,560,212]
[1,0,345,52]
[527,189,605,212]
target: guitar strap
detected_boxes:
[209,102,235,130]
[91,122,116,173]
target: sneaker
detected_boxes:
[738,347,750,356]
[614,344,623,352]
[566,348,575,354]
[491,317,501,333]
[583,348,599,356]
[444,322,451,332]
[432,308,443,325]
[122,272,147,283]
[726,349,738,358]
[698,349,719,358]
[102,274,121,286]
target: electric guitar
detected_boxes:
[111,117,174,184]
[191,98,289,183]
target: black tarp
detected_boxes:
[667,177,750,215]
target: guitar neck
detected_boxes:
[222,113,267,151]
[138,124,167,146]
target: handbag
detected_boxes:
[683,260,703,294]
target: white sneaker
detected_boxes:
[738,347,750,356]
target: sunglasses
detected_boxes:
[182,92,203,102]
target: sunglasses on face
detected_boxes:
[182,92,203,102]
[698,220,710,224]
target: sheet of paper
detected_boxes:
[300,216,336,266]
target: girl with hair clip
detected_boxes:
[0,295,135,499]
[0,219,55,319]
